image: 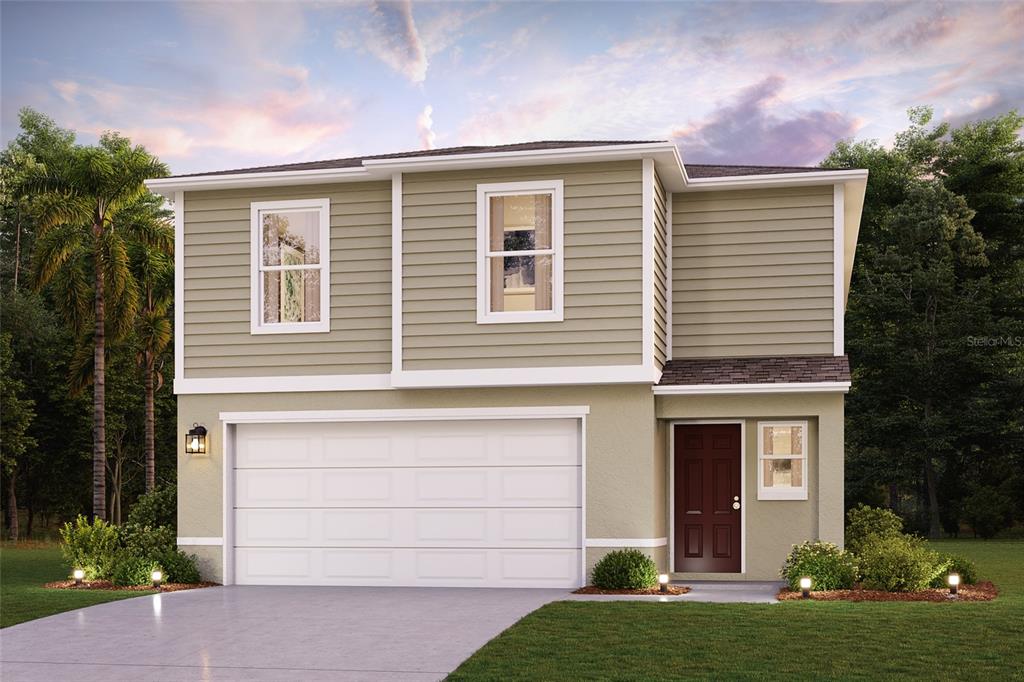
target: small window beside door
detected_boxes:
[476,180,564,324]
[757,421,808,500]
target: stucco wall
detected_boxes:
[656,392,844,580]
[177,385,659,583]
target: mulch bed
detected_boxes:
[574,585,691,596]
[777,581,998,602]
[44,580,218,593]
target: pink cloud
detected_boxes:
[416,104,435,150]
[672,76,863,166]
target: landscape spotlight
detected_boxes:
[659,574,670,593]
[948,573,960,596]
[73,569,84,586]
[799,577,812,599]
[152,570,163,589]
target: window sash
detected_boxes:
[757,421,809,500]
[250,198,330,335]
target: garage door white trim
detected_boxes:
[219,406,589,587]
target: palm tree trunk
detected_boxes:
[6,470,18,542]
[144,355,155,492]
[92,231,107,521]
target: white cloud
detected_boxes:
[416,104,436,150]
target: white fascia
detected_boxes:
[653,382,851,395]
[682,169,869,191]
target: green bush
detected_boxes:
[59,515,120,580]
[858,535,947,591]
[159,550,201,584]
[779,540,858,591]
[930,554,979,587]
[845,504,904,555]
[127,485,177,531]
[591,549,658,590]
[119,523,176,561]
[111,555,162,587]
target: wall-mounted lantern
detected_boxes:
[185,423,208,456]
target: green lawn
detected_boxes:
[450,540,1024,680]
[0,544,153,628]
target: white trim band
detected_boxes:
[586,538,668,548]
[177,537,224,546]
[653,382,851,395]
[218,406,591,424]
[175,374,392,395]
[391,365,659,388]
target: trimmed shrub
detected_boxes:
[858,535,947,591]
[59,515,120,580]
[846,504,904,555]
[112,555,162,587]
[591,549,658,590]
[929,554,979,587]
[779,541,858,591]
[127,485,177,531]
[119,523,176,561]
[159,550,201,584]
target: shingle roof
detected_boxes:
[169,140,661,178]
[168,140,844,180]
[686,164,823,178]
[658,355,850,386]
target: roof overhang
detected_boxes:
[144,142,687,196]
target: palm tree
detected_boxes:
[31,132,167,520]
[124,195,174,491]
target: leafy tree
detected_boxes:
[826,108,1024,537]
[29,128,168,521]
[0,332,37,541]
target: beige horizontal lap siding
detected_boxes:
[671,185,834,358]
[182,182,391,378]
[402,161,644,371]
[652,169,668,368]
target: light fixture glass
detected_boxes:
[799,576,812,599]
[185,423,208,456]
[948,573,960,595]
[658,573,669,593]
[73,568,85,585]
[152,570,163,588]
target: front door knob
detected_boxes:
[732,501,741,510]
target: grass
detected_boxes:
[449,540,1024,680]
[0,543,153,628]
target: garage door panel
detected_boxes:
[233,418,583,588]
[236,420,579,469]
[235,547,582,587]
[237,466,580,508]
[235,507,580,548]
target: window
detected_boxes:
[757,421,808,500]
[250,198,330,334]
[476,180,564,324]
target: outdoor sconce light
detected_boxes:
[948,573,960,596]
[659,574,670,593]
[73,569,84,586]
[152,570,163,589]
[800,577,812,599]
[185,423,208,456]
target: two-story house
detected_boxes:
[145,141,866,588]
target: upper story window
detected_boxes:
[757,421,809,500]
[476,180,564,324]
[250,198,330,334]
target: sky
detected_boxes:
[2,0,1022,175]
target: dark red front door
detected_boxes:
[674,424,741,573]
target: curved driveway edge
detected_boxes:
[0,586,567,681]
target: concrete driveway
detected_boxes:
[0,586,566,681]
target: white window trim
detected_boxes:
[475,179,564,324]
[250,198,331,335]
[757,420,809,501]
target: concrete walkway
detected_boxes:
[0,586,566,681]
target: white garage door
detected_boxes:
[232,418,582,588]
